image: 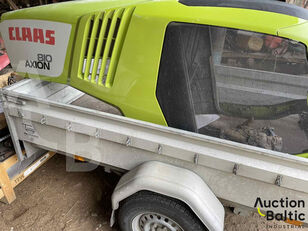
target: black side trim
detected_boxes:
[179,0,308,20]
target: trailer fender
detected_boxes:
[110,161,225,231]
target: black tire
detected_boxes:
[118,191,207,231]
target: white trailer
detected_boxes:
[1,79,308,231]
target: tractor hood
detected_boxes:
[0,0,307,84]
[0,0,152,23]
[179,0,308,20]
[0,0,152,83]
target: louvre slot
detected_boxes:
[84,18,94,58]
[93,10,114,83]
[105,18,112,38]
[109,39,116,57]
[100,40,107,57]
[105,7,135,87]
[92,18,103,55]
[78,15,94,78]
[99,9,125,85]
[97,18,103,33]
[79,7,135,86]
[83,13,102,81]
[113,18,121,38]
[92,39,98,57]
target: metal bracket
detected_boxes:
[194,154,199,164]
[275,175,283,186]
[66,122,72,132]
[125,137,131,146]
[95,128,100,138]
[17,110,24,118]
[233,164,239,175]
[40,116,46,125]
[157,144,162,154]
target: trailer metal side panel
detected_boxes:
[1,79,308,222]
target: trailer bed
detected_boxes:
[1,79,308,222]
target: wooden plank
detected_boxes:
[0,71,12,88]
[0,162,15,204]
[0,151,56,203]
[0,70,17,203]
[0,154,18,171]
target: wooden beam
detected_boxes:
[1,154,18,171]
[0,151,56,203]
[0,162,15,204]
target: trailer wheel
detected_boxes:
[118,191,207,231]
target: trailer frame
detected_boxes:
[1,79,308,229]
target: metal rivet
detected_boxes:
[126,137,131,146]
[233,164,239,175]
[194,154,199,164]
[275,175,283,186]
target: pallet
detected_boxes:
[0,151,56,204]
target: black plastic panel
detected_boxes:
[156,23,217,132]
[179,0,308,20]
